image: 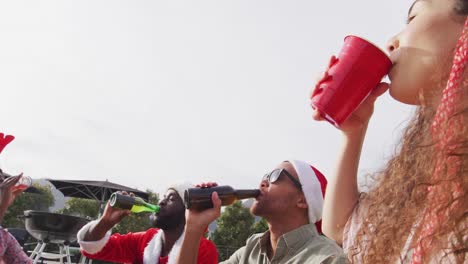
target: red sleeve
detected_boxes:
[82,229,157,263]
[196,237,218,264]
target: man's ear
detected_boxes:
[297,193,308,209]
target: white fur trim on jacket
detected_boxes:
[77,220,112,254]
[288,160,324,224]
[143,230,185,264]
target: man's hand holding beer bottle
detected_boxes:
[184,182,260,234]
[178,183,260,264]
[83,192,134,241]
[177,183,222,264]
[184,182,222,236]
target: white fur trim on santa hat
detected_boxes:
[143,229,185,264]
[166,182,194,202]
[288,160,324,224]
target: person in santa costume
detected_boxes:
[77,183,218,264]
[176,160,346,264]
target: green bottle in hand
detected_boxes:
[109,192,160,213]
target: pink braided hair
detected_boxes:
[411,17,468,264]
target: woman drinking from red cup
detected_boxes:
[313,0,468,263]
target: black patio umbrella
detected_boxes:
[47,179,149,204]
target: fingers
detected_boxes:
[369,82,389,102]
[309,71,325,101]
[119,191,135,197]
[121,210,132,217]
[211,192,221,210]
[2,174,22,187]
[373,82,390,96]
[196,182,218,188]
[311,109,325,121]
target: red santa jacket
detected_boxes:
[79,224,217,264]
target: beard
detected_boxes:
[152,209,185,230]
[251,197,292,218]
[250,200,270,218]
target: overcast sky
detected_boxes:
[0,1,415,198]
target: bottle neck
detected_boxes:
[146,203,160,213]
[137,198,160,212]
[235,189,260,200]
[131,201,160,213]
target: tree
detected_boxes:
[251,218,268,234]
[2,183,55,228]
[211,201,255,261]
[57,198,100,219]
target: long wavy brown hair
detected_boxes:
[348,1,468,263]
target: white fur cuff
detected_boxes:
[77,220,112,254]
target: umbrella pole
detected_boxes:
[99,189,106,218]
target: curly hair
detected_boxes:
[348,1,468,263]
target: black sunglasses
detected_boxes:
[262,168,302,191]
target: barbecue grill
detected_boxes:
[24,210,89,263]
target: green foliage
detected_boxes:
[57,198,100,219]
[211,201,257,261]
[251,218,268,234]
[3,183,55,228]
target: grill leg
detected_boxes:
[59,245,64,264]
[65,245,72,264]
[29,241,42,260]
[32,242,47,264]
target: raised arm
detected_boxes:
[176,191,221,264]
[82,193,131,241]
[321,127,367,244]
[313,83,388,244]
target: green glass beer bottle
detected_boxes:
[109,192,160,213]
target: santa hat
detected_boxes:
[288,160,327,234]
[167,182,194,202]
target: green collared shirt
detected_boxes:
[220,224,347,264]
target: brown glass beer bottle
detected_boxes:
[184,185,260,211]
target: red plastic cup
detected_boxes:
[311,36,392,127]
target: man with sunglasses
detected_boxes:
[176,160,346,264]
